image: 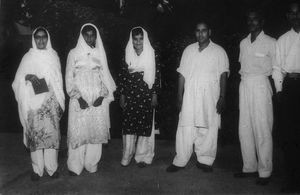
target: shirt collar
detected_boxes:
[247,30,265,43]
[290,28,300,35]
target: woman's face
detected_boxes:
[132,34,143,53]
[34,30,48,50]
[83,30,96,48]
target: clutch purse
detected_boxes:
[32,78,49,94]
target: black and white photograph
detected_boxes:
[0,0,300,194]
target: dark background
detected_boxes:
[0,0,292,143]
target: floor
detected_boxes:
[0,133,285,194]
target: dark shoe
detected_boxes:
[137,162,147,168]
[30,172,40,181]
[234,172,258,178]
[196,162,213,172]
[51,171,59,179]
[166,164,184,172]
[68,170,78,176]
[256,177,270,185]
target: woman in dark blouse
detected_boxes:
[118,27,160,167]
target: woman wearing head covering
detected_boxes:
[12,27,65,181]
[118,27,160,167]
[65,23,116,176]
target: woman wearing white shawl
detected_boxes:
[12,27,65,181]
[66,23,116,175]
[118,27,160,167]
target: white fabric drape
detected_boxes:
[125,27,155,89]
[71,23,116,103]
[66,23,116,150]
[12,27,65,147]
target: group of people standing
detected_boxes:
[12,23,160,179]
[11,1,300,193]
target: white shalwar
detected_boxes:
[66,23,116,175]
[239,31,275,178]
[12,28,65,177]
[121,111,155,166]
[173,41,229,167]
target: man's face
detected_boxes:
[34,30,48,50]
[195,23,210,44]
[83,30,96,48]
[132,34,144,52]
[247,12,263,33]
[287,3,300,29]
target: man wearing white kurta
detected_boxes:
[166,21,229,172]
[234,10,275,185]
[272,2,300,192]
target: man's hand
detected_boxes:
[78,97,89,109]
[119,95,126,110]
[151,94,158,108]
[93,96,104,107]
[216,96,226,114]
[25,74,40,86]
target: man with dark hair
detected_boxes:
[166,21,229,173]
[273,1,300,193]
[234,9,276,186]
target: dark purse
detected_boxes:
[32,78,49,95]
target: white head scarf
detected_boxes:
[73,23,116,102]
[125,27,156,89]
[12,27,65,146]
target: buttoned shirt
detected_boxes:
[239,31,276,77]
[273,29,300,92]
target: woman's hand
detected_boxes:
[93,96,104,107]
[78,97,89,109]
[25,74,40,86]
[119,95,126,110]
[151,94,158,108]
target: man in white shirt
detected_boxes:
[166,21,229,173]
[233,9,276,186]
[272,2,300,193]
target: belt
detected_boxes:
[286,73,300,80]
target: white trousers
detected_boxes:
[67,143,102,175]
[173,125,218,167]
[239,76,273,178]
[121,124,155,166]
[31,149,58,177]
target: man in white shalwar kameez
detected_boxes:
[66,23,116,176]
[272,2,300,193]
[233,10,275,186]
[12,27,65,181]
[166,21,229,172]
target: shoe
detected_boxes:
[68,170,78,176]
[256,177,270,185]
[196,162,213,172]
[137,162,147,168]
[30,172,40,181]
[166,164,184,172]
[51,171,59,179]
[234,172,258,178]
